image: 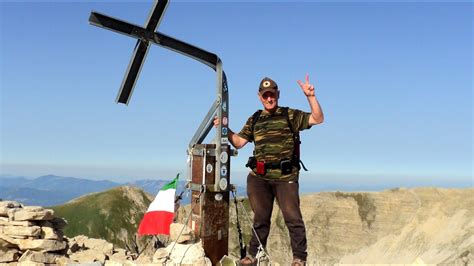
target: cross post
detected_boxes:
[89,1,234,263]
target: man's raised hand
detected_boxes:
[297,74,315,97]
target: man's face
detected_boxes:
[259,90,279,111]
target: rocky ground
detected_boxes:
[0,201,215,265]
[228,187,473,265]
[1,187,472,265]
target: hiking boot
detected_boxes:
[239,256,257,265]
[291,257,306,266]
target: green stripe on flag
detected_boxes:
[161,174,179,191]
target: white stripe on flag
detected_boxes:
[146,188,176,213]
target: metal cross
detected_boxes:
[89,0,233,263]
[88,0,230,188]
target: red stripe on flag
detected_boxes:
[137,210,174,236]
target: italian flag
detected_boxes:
[138,175,179,236]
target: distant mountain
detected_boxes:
[51,186,152,249]
[126,179,187,197]
[0,174,242,206]
[0,187,75,207]
[2,174,120,192]
[0,175,121,206]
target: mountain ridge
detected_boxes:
[48,185,472,264]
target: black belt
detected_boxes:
[264,161,283,169]
[246,157,293,169]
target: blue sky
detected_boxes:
[1,1,472,190]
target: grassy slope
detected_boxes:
[51,186,151,248]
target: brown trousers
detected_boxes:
[246,174,308,260]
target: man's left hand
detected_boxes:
[297,74,315,97]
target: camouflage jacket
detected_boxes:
[238,106,312,181]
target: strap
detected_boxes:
[299,159,308,171]
[281,107,294,135]
[282,107,308,171]
[250,110,262,134]
[232,190,246,259]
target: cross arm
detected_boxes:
[89,12,219,70]
[154,32,218,70]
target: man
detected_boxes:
[214,75,323,265]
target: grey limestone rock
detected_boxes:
[69,249,107,264]
[3,225,41,237]
[18,250,61,264]
[0,248,20,263]
[0,201,22,217]
[153,241,212,265]
[170,222,195,244]
[8,206,54,221]
[17,239,67,252]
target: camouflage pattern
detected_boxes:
[238,106,312,181]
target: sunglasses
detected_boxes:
[261,92,277,99]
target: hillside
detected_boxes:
[52,186,472,264]
[223,187,473,264]
[51,186,153,249]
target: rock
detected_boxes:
[107,250,135,265]
[18,250,60,263]
[84,238,114,256]
[0,234,19,247]
[16,262,45,266]
[153,241,212,265]
[108,253,129,263]
[18,239,67,252]
[0,248,20,262]
[109,248,132,261]
[227,187,474,264]
[38,217,67,230]
[0,262,18,266]
[152,248,168,262]
[170,222,196,243]
[8,206,54,221]
[218,255,238,266]
[133,254,153,264]
[3,225,41,237]
[69,249,107,264]
[5,235,28,239]
[67,240,80,254]
[0,201,22,217]
[0,237,17,249]
[0,220,34,227]
[55,256,76,266]
[105,260,136,266]
[70,235,114,256]
[40,226,62,240]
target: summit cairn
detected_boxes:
[0,201,67,264]
[0,200,218,265]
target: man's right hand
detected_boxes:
[213,116,220,128]
[213,115,248,149]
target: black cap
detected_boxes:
[259,77,278,94]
